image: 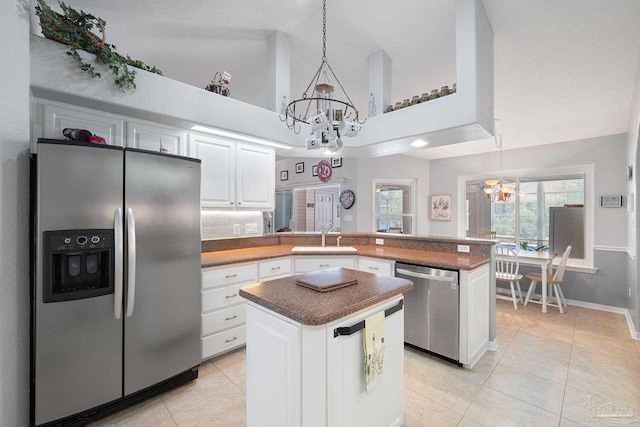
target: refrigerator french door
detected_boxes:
[31,139,202,426]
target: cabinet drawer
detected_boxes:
[358,257,394,276]
[202,305,246,336]
[202,325,246,360]
[202,283,247,313]
[258,258,292,279]
[294,256,356,273]
[202,264,258,290]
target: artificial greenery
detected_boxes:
[35,0,162,91]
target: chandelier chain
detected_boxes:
[322,0,327,60]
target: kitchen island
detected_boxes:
[239,268,413,427]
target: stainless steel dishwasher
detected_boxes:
[395,263,460,363]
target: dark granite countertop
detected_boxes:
[239,268,413,325]
[201,244,490,271]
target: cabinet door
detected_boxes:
[235,143,275,209]
[189,134,236,208]
[42,102,124,146]
[127,120,187,156]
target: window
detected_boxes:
[464,167,592,268]
[374,179,416,234]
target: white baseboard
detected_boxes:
[495,288,639,340]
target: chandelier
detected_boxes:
[483,119,515,202]
[280,0,363,153]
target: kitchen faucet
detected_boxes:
[319,224,333,247]
[336,236,342,247]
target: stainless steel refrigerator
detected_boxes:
[31,139,202,426]
[549,206,584,258]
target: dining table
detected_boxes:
[510,249,557,313]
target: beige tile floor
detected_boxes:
[93,300,640,427]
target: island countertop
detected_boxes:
[239,268,413,325]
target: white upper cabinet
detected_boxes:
[40,101,124,147]
[189,134,275,210]
[235,143,275,209]
[127,120,188,156]
[189,134,235,208]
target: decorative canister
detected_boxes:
[439,86,450,96]
[411,95,420,105]
[394,101,402,110]
[385,105,394,113]
[420,93,429,103]
[452,83,457,93]
[428,89,440,100]
[401,98,410,108]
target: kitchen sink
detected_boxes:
[291,246,358,253]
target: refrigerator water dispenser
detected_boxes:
[42,229,114,303]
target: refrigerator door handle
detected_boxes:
[114,208,124,319]
[126,208,137,318]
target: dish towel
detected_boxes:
[363,310,385,392]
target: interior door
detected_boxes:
[123,149,202,395]
[315,191,334,231]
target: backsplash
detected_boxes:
[201,210,264,239]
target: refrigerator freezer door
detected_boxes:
[123,149,202,395]
[34,142,124,425]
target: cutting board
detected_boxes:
[295,267,359,292]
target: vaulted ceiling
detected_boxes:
[45,0,640,158]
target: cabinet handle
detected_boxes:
[369,266,379,270]
[225,294,238,299]
[230,202,234,205]
[271,266,281,271]
[225,337,238,343]
[225,274,237,279]
[225,315,238,321]
[319,264,330,267]
[238,202,242,205]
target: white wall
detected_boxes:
[428,133,629,247]
[355,155,430,235]
[626,61,640,331]
[0,1,31,425]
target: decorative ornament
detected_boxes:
[317,160,333,183]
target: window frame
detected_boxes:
[372,178,417,235]
[458,164,595,271]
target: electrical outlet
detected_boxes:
[245,223,258,234]
[376,238,384,245]
[233,224,241,235]
[457,245,470,253]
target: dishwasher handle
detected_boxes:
[396,268,456,282]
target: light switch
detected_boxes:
[233,224,241,235]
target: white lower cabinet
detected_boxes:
[357,257,394,276]
[201,258,293,361]
[201,262,258,360]
[246,296,404,427]
[294,256,356,273]
[459,264,490,368]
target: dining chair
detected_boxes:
[495,245,523,310]
[524,245,572,313]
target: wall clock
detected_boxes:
[339,190,356,209]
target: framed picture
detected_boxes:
[280,170,288,181]
[312,165,318,177]
[431,194,451,221]
[295,162,304,174]
[601,195,622,208]
[331,157,342,168]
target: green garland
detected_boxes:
[35,0,162,91]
